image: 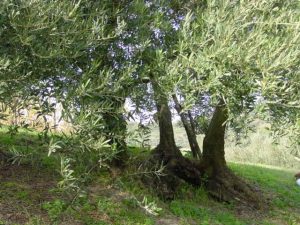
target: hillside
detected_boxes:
[0,127,299,225]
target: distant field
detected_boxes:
[128,121,300,170]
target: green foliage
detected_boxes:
[195,115,210,135]
[127,123,152,149]
[0,126,56,167]
[42,199,66,222]
[57,157,79,192]
[135,196,162,216]
[1,0,299,178]
[0,0,128,177]
[171,0,300,143]
[7,125,19,137]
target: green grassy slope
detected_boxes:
[0,127,299,225]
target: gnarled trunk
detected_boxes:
[202,100,227,176]
[143,80,263,207]
[172,94,201,159]
[201,100,263,208]
[151,78,182,159]
[156,102,181,158]
[149,78,202,187]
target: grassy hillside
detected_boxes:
[0,127,299,225]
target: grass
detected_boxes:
[230,163,300,210]
[0,126,59,170]
[0,125,300,224]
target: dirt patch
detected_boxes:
[0,162,58,224]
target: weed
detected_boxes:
[42,199,66,222]
[16,190,30,201]
[25,216,45,225]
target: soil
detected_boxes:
[0,160,183,225]
[0,162,57,224]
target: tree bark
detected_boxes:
[188,110,197,135]
[146,77,202,189]
[199,100,263,207]
[151,80,182,159]
[202,100,227,176]
[172,94,202,159]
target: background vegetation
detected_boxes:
[128,121,300,170]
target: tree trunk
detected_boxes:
[151,81,181,159]
[140,76,263,206]
[188,110,197,135]
[172,94,201,159]
[148,78,202,186]
[200,100,263,207]
[156,102,180,158]
[202,100,227,176]
[53,102,57,131]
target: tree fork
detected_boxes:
[148,77,203,188]
[180,100,261,206]
[148,79,263,207]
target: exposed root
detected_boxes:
[139,148,266,209]
[138,151,184,200]
[165,156,202,186]
[205,167,265,209]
